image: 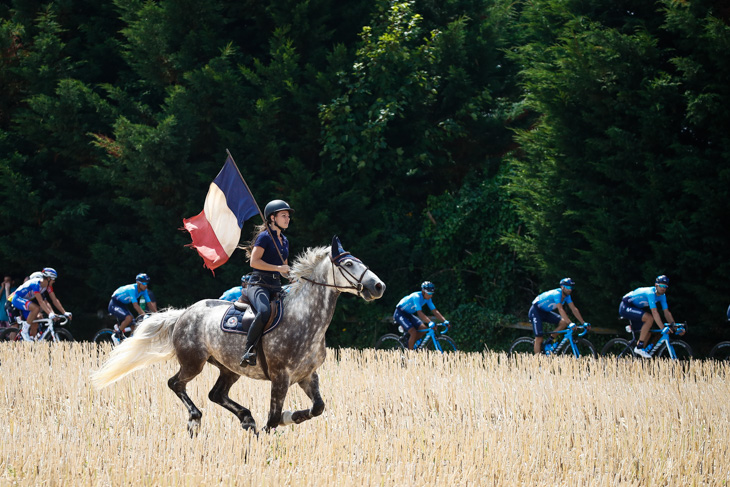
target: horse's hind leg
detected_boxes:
[208,366,256,432]
[281,371,325,426]
[168,359,206,436]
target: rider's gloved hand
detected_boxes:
[583,322,591,329]
[49,312,58,320]
[444,320,451,329]
[64,311,72,319]
[428,321,435,328]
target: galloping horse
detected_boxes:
[91,236,385,434]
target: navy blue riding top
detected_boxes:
[253,231,289,276]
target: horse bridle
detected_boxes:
[300,252,369,295]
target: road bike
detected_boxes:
[601,322,692,359]
[375,321,457,352]
[509,322,597,358]
[707,317,730,360]
[0,315,73,342]
[708,340,730,360]
[93,313,150,346]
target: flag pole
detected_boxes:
[225,149,287,267]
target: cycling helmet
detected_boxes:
[136,273,150,284]
[655,275,669,286]
[559,277,575,287]
[29,271,43,280]
[421,281,435,293]
[264,200,294,221]
[42,267,58,280]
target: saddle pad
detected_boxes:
[219,302,284,335]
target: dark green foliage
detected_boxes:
[0,0,728,347]
[506,0,730,331]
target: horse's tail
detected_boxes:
[91,308,186,389]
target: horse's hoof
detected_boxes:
[187,419,201,437]
[241,421,257,433]
[280,411,294,425]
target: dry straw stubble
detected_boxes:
[1,343,730,486]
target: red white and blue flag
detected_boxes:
[183,155,259,271]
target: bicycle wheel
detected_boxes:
[556,338,597,358]
[424,335,458,352]
[374,333,405,351]
[93,328,116,346]
[601,338,636,358]
[508,337,535,356]
[0,327,19,342]
[656,339,693,360]
[709,341,730,361]
[44,328,74,342]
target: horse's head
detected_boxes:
[329,236,385,301]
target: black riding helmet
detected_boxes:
[264,200,294,221]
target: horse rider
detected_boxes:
[240,200,293,367]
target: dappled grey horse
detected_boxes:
[92,236,385,434]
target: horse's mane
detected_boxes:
[286,246,330,298]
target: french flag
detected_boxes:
[183,155,259,271]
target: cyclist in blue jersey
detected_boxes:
[108,273,158,340]
[220,275,251,303]
[240,200,293,367]
[529,278,588,355]
[393,281,449,350]
[619,275,676,358]
[8,267,71,341]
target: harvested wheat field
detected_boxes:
[1,342,729,486]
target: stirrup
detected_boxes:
[240,347,257,367]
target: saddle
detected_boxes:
[219,299,283,335]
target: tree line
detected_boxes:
[1,0,728,349]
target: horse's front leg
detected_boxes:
[264,372,291,431]
[281,371,325,426]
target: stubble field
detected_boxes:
[1,342,729,486]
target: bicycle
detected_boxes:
[601,322,692,359]
[375,321,457,352]
[707,318,730,360]
[509,323,597,358]
[0,315,73,342]
[708,339,730,361]
[93,313,150,346]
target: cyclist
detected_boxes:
[619,275,675,358]
[108,273,158,341]
[529,278,588,355]
[240,200,293,367]
[220,275,251,303]
[393,281,449,350]
[8,267,72,341]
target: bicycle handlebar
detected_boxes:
[33,316,69,326]
[560,322,590,337]
[658,323,686,335]
[427,321,450,333]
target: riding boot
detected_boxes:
[240,314,265,367]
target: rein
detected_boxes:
[299,252,368,296]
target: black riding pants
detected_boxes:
[245,284,273,347]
